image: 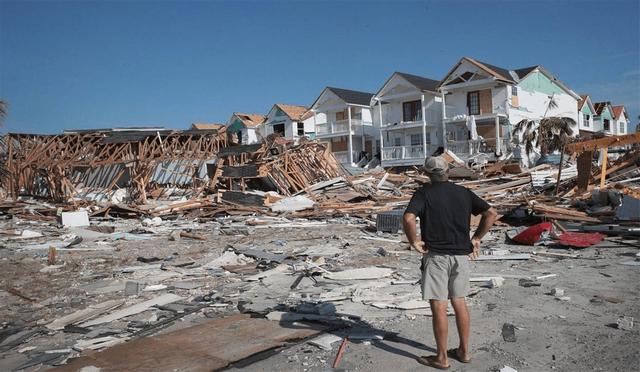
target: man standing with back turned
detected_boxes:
[403,156,497,370]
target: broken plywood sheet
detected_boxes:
[47,300,125,330]
[325,267,394,280]
[80,294,182,327]
[53,314,325,372]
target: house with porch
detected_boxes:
[577,95,598,136]
[260,103,313,143]
[226,113,265,145]
[438,57,581,161]
[371,72,443,167]
[308,87,375,165]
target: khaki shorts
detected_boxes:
[421,253,470,301]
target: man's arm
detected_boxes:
[469,207,498,259]
[403,212,426,254]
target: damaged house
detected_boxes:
[226,112,265,145]
[260,103,313,144]
[439,57,581,163]
[1,127,227,204]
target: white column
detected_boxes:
[495,116,501,154]
[313,110,317,133]
[441,91,448,150]
[421,93,428,158]
[378,100,384,161]
[347,105,354,165]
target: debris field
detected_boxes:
[0,130,638,371]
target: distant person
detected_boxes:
[403,156,497,369]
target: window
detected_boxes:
[583,113,590,127]
[402,100,422,122]
[273,123,285,136]
[619,122,625,133]
[512,87,518,96]
[467,91,480,115]
[410,133,423,146]
[394,137,402,146]
[297,122,305,136]
[336,110,347,121]
[604,119,610,131]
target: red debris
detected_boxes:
[557,232,605,248]
[512,222,553,245]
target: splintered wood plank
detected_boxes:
[53,314,325,372]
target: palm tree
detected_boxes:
[512,117,576,157]
[538,117,575,155]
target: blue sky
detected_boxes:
[1,0,638,134]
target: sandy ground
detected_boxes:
[1,219,639,372]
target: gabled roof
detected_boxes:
[373,72,440,103]
[612,105,628,120]
[594,101,612,116]
[310,86,374,110]
[326,87,374,106]
[191,123,225,131]
[577,95,597,117]
[439,57,580,99]
[273,103,308,121]
[232,113,265,128]
[395,72,440,92]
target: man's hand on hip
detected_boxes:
[469,238,481,260]
[411,241,428,254]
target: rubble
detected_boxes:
[0,132,637,371]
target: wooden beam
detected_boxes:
[600,148,608,189]
[565,132,639,154]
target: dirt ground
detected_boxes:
[1,218,638,372]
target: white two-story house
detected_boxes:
[577,95,598,137]
[439,57,580,160]
[372,72,443,167]
[308,87,376,165]
[260,103,313,143]
[226,112,265,144]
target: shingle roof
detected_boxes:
[611,105,627,120]
[513,65,539,80]
[326,87,374,106]
[275,103,308,121]
[234,113,265,128]
[395,72,440,92]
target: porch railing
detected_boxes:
[447,138,511,156]
[315,119,373,135]
[382,144,438,161]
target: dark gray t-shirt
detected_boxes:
[404,181,490,255]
